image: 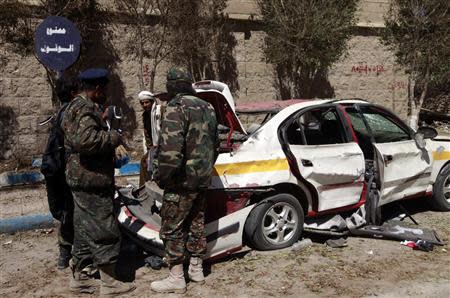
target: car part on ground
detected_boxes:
[244,194,304,250]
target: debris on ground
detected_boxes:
[37,228,53,234]
[291,238,312,251]
[144,255,163,270]
[401,240,434,252]
[2,240,12,246]
[325,238,348,248]
[349,220,443,245]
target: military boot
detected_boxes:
[188,257,205,283]
[150,264,186,293]
[57,245,72,270]
[99,263,136,297]
[70,270,98,294]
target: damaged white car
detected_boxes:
[117,81,450,260]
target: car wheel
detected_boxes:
[244,194,304,250]
[431,163,450,211]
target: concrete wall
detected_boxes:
[0,0,408,162]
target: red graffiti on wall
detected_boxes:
[143,64,150,85]
[388,81,407,90]
[351,64,386,75]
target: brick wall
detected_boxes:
[0,0,409,162]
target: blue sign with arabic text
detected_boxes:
[34,16,81,71]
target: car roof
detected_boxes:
[236,99,310,114]
[236,98,369,114]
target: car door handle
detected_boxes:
[383,155,393,164]
[343,152,360,157]
[301,159,313,167]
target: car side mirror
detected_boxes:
[417,126,438,139]
[414,132,426,150]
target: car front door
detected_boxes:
[350,105,432,205]
[282,105,365,212]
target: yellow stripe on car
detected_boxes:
[433,151,450,161]
[213,159,290,176]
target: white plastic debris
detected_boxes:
[292,238,312,251]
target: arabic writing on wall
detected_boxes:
[388,81,408,90]
[351,64,386,75]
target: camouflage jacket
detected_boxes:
[61,94,120,190]
[155,94,218,190]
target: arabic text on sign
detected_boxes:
[40,44,75,54]
[46,27,67,36]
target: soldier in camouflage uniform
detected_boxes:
[150,68,218,293]
[61,68,135,296]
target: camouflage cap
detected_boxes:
[167,67,193,83]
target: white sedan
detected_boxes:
[118,81,450,260]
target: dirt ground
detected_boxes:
[0,190,449,298]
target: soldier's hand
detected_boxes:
[115,144,128,160]
[102,107,109,121]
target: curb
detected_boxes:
[0,162,140,189]
[0,171,45,188]
[0,213,55,234]
[0,162,141,233]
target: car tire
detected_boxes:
[244,193,304,250]
[430,163,450,211]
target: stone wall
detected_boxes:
[0,0,409,162]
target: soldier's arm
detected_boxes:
[156,104,186,187]
[72,110,120,154]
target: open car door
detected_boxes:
[348,105,432,205]
[281,105,365,212]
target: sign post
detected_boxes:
[34,16,81,74]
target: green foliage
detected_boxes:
[0,1,35,56]
[0,0,117,105]
[381,0,449,83]
[381,0,449,126]
[257,0,358,99]
[114,0,175,91]
[167,0,239,91]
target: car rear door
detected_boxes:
[282,105,365,212]
[352,106,432,205]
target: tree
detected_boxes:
[382,0,450,129]
[114,0,175,92]
[257,0,358,99]
[0,0,35,64]
[0,0,117,105]
[167,0,239,92]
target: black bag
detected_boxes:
[41,104,68,177]
[41,104,71,220]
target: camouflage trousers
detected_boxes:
[58,208,74,247]
[71,189,120,271]
[160,190,206,265]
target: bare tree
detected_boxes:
[257,0,358,99]
[114,0,175,92]
[382,0,449,129]
[167,0,232,83]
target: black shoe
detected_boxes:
[57,245,72,270]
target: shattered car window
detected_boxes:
[362,110,410,143]
[346,106,411,143]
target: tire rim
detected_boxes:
[444,172,450,203]
[262,202,299,245]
